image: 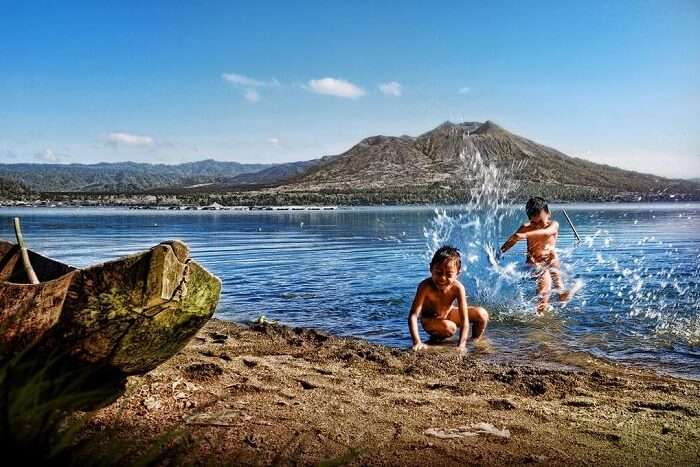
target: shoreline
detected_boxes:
[3,200,700,210]
[81,318,700,465]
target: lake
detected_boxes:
[1,203,698,379]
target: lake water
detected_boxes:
[1,204,698,379]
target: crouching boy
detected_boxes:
[408,246,489,352]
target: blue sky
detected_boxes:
[1,0,698,178]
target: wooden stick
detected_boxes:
[561,209,582,243]
[13,217,39,284]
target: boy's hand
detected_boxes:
[456,345,468,355]
[515,232,527,241]
[412,342,428,352]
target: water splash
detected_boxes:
[423,137,536,318]
[574,224,700,348]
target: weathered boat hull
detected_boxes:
[0,240,221,375]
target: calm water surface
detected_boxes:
[1,204,698,379]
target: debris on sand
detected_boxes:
[473,422,511,439]
[424,423,511,440]
[424,427,478,439]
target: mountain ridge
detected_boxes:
[0,159,273,192]
[2,122,698,202]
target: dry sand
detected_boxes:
[83,319,700,466]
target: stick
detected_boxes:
[13,217,39,284]
[561,209,582,243]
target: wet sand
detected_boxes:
[84,319,700,466]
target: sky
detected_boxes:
[1,0,699,178]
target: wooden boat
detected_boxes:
[0,238,221,375]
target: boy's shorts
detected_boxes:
[522,262,552,280]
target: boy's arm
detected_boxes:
[521,220,559,239]
[456,284,469,350]
[499,225,526,254]
[408,284,427,350]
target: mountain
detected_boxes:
[280,121,700,201]
[0,159,271,192]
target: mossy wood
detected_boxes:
[0,239,222,374]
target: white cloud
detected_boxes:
[244,89,260,103]
[222,72,279,102]
[34,148,59,162]
[458,87,471,94]
[379,81,402,96]
[222,73,265,87]
[267,137,280,146]
[307,77,366,99]
[104,132,155,147]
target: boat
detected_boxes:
[0,238,222,375]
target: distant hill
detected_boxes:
[0,159,272,192]
[224,156,339,185]
[279,121,700,202]
[0,176,31,197]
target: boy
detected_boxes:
[499,197,571,314]
[408,246,489,352]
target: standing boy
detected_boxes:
[499,197,571,314]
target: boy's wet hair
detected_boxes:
[430,245,462,270]
[526,197,549,219]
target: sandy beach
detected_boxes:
[78,318,700,466]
